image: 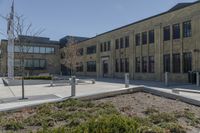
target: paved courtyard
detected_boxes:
[0,77,200,111]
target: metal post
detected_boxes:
[125,73,129,88]
[196,72,199,87]
[165,72,168,87]
[71,76,76,96]
[50,75,54,87]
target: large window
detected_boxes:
[135,33,141,46]
[87,45,96,55]
[173,24,180,39]
[163,54,170,72]
[115,59,119,72]
[120,58,125,72]
[142,56,147,73]
[125,58,129,73]
[125,36,129,48]
[173,53,180,73]
[115,39,119,49]
[163,26,170,41]
[135,57,140,72]
[183,52,192,73]
[142,32,147,45]
[107,41,111,51]
[183,21,191,38]
[87,61,96,72]
[120,38,124,48]
[34,47,40,53]
[149,30,155,44]
[100,43,103,52]
[104,42,107,52]
[15,59,46,69]
[149,56,154,73]
[40,47,46,54]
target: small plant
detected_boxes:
[144,107,159,115]
[3,119,24,130]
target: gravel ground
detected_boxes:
[95,92,200,132]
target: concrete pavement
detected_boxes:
[0,77,200,111]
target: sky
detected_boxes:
[0,0,197,41]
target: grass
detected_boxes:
[0,99,198,132]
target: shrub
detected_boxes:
[24,76,52,80]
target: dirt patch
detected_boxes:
[95,92,200,132]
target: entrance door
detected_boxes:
[103,60,108,77]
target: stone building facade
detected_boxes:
[66,1,200,83]
[0,35,60,76]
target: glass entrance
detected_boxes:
[103,60,108,77]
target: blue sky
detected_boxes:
[0,0,197,41]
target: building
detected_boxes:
[62,1,200,83]
[0,35,60,76]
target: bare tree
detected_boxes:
[61,38,80,76]
[1,12,44,99]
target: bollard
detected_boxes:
[50,75,54,87]
[196,72,199,87]
[91,79,95,84]
[125,73,129,88]
[71,76,76,96]
[165,72,168,87]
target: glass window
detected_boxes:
[163,54,170,72]
[183,21,192,38]
[115,59,119,72]
[14,46,21,53]
[100,43,103,52]
[149,56,154,73]
[76,62,83,72]
[33,60,40,68]
[149,30,155,44]
[40,60,46,68]
[163,26,170,41]
[135,57,140,72]
[115,39,119,49]
[120,38,124,48]
[87,45,96,55]
[107,41,111,51]
[125,36,129,48]
[183,52,192,73]
[104,42,107,51]
[142,56,147,73]
[125,58,129,73]
[120,58,125,72]
[34,47,40,53]
[39,47,46,54]
[173,53,180,73]
[142,32,147,45]
[173,24,180,39]
[135,33,141,46]
[87,61,96,72]
[14,59,21,67]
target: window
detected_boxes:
[125,36,129,48]
[104,42,107,51]
[34,47,40,53]
[14,59,21,67]
[107,41,111,51]
[135,33,140,46]
[120,58,125,72]
[14,46,21,53]
[183,21,191,38]
[39,60,46,68]
[163,54,170,72]
[125,58,129,73]
[115,59,119,72]
[115,39,119,49]
[135,57,140,72]
[183,52,192,73]
[142,32,147,45]
[33,60,40,68]
[173,24,180,39]
[76,62,83,72]
[120,38,124,48]
[149,30,155,44]
[173,53,180,73]
[100,43,103,52]
[142,56,147,73]
[46,47,55,54]
[149,56,154,73]
[87,45,96,55]
[163,26,170,41]
[40,47,46,54]
[87,61,96,72]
